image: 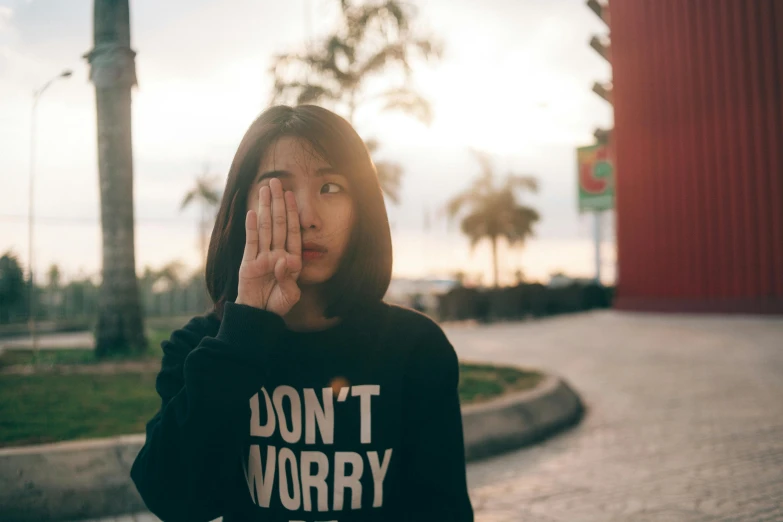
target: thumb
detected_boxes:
[274,256,287,283]
[288,254,302,281]
[275,258,301,304]
[278,274,301,304]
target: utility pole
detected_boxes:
[28,69,72,361]
[587,0,613,285]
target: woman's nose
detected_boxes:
[295,192,322,230]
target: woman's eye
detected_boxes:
[321,182,345,194]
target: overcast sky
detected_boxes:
[0,0,615,285]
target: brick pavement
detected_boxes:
[77,311,783,522]
[454,311,783,522]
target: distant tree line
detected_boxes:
[0,251,211,332]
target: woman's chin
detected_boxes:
[298,268,332,286]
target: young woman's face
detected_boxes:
[247,136,355,285]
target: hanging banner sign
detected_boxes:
[577,142,615,212]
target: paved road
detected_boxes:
[77,311,783,522]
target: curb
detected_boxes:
[462,375,584,462]
[0,434,148,522]
[0,375,583,522]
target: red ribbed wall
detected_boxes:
[611,0,783,314]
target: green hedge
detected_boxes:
[437,282,614,322]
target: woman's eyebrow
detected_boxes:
[256,170,291,183]
[316,166,343,176]
[256,167,344,182]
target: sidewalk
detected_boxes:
[0,331,94,351]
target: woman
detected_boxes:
[131,105,474,522]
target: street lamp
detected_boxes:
[28,69,72,360]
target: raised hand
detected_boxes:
[236,178,303,316]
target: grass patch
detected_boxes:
[0,361,542,448]
[458,362,542,404]
[0,329,172,368]
[0,372,160,447]
[0,348,97,367]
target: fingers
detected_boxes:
[270,178,287,251]
[255,179,301,259]
[285,190,301,257]
[257,185,272,252]
[242,209,258,261]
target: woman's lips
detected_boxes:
[302,250,326,261]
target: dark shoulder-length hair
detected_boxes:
[205,105,393,320]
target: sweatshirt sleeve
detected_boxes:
[130,302,288,522]
[402,319,474,522]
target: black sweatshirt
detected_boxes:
[130,300,474,522]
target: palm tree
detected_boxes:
[445,151,540,288]
[139,262,186,317]
[84,0,146,356]
[45,264,62,318]
[46,264,61,290]
[180,166,222,265]
[364,138,402,204]
[269,0,441,203]
[150,261,186,292]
